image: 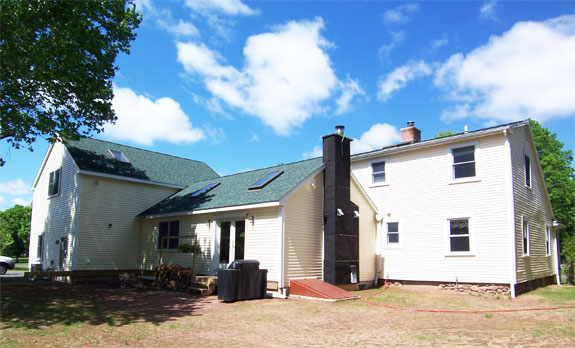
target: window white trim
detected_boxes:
[156,218,181,251]
[370,159,388,187]
[446,216,474,256]
[36,234,44,262]
[448,141,481,184]
[524,152,532,189]
[522,217,530,257]
[385,221,400,247]
[545,224,551,257]
[48,168,62,197]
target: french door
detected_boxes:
[218,220,245,268]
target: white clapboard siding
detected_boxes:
[283,173,324,285]
[352,133,512,284]
[75,174,178,270]
[139,207,281,281]
[509,127,556,283]
[29,142,80,271]
[139,215,214,274]
[350,177,377,282]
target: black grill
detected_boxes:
[217,260,268,302]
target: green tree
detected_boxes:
[434,130,455,139]
[529,119,575,284]
[0,0,141,166]
[0,205,32,261]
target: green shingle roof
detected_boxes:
[139,157,324,217]
[65,137,219,187]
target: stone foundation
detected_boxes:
[438,283,510,295]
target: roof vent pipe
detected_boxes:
[335,125,345,136]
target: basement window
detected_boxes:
[249,170,284,190]
[191,182,220,197]
[108,149,130,163]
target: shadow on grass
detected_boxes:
[0,281,215,329]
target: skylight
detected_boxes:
[248,170,284,190]
[191,182,220,197]
[108,149,130,163]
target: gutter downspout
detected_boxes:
[504,129,518,298]
[278,206,286,295]
[374,214,384,287]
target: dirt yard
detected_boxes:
[1,281,573,347]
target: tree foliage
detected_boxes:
[0,205,32,261]
[529,119,575,284]
[434,130,455,139]
[0,0,141,166]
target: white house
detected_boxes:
[28,120,561,297]
[351,120,561,296]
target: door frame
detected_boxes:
[214,215,247,270]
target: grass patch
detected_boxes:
[531,285,575,305]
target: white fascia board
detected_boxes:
[142,201,281,219]
[524,125,555,220]
[350,172,379,214]
[278,165,325,206]
[78,170,185,189]
[32,142,55,189]
[351,122,526,163]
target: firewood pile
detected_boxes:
[155,264,194,291]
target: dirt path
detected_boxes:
[1,282,573,347]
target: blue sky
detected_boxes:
[1,0,574,210]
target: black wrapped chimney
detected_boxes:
[322,126,359,285]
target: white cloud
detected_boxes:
[351,123,402,154]
[249,133,259,143]
[177,18,339,135]
[378,30,406,62]
[435,15,575,123]
[479,1,498,22]
[105,86,205,146]
[135,1,199,37]
[428,33,449,52]
[303,145,323,159]
[12,198,31,206]
[440,104,473,122]
[383,3,420,25]
[335,76,366,115]
[158,18,199,37]
[185,0,259,16]
[378,61,432,101]
[0,179,30,195]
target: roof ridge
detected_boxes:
[203,157,323,182]
[352,119,529,158]
[65,136,210,165]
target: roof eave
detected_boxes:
[352,120,529,162]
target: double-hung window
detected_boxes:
[524,154,532,188]
[158,220,180,250]
[452,146,476,179]
[387,222,399,245]
[522,219,530,256]
[545,225,551,257]
[371,161,386,184]
[37,235,44,261]
[449,219,470,252]
[48,168,62,196]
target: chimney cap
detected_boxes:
[407,121,415,127]
[335,125,345,136]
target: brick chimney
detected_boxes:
[322,125,359,285]
[400,121,421,144]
